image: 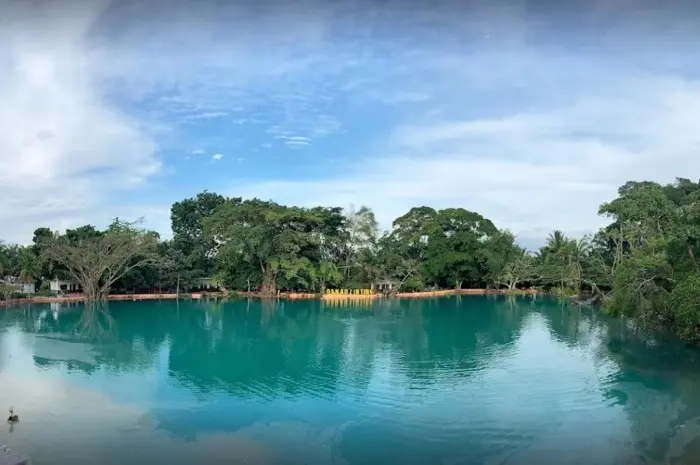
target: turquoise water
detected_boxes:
[1,296,700,465]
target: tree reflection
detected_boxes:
[1,297,539,400]
[9,297,700,463]
[2,297,629,404]
[590,311,700,465]
[164,299,349,398]
[72,303,117,342]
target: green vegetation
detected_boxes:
[39,219,160,301]
[1,178,699,342]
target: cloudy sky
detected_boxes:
[1,0,699,248]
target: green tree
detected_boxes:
[339,205,379,282]
[607,246,673,319]
[204,199,332,295]
[316,261,343,292]
[422,208,499,289]
[171,191,228,277]
[156,241,199,293]
[387,207,501,289]
[599,181,678,251]
[17,247,38,283]
[0,242,9,277]
[32,227,59,280]
[668,272,700,342]
[535,231,590,295]
[596,177,700,341]
[495,252,536,291]
[40,220,159,301]
[480,230,523,287]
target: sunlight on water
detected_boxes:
[2,296,700,465]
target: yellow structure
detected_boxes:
[322,288,378,300]
[323,298,375,310]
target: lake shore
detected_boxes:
[0,288,541,307]
[0,293,182,307]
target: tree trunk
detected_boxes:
[83,280,104,303]
[688,247,698,270]
[455,279,463,290]
[261,267,276,296]
[261,280,276,295]
[176,275,180,296]
[97,281,112,301]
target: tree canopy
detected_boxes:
[38,219,159,301]
[3,177,700,343]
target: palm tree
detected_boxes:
[0,241,9,278]
[17,248,38,282]
[536,231,592,294]
[546,230,567,253]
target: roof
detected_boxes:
[0,277,32,285]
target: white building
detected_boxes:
[0,277,35,295]
[371,279,396,292]
[49,279,83,293]
[15,280,36,294]
[197,278,219,290]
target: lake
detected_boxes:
[1,296,700,465]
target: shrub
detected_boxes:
[668,273,700,342]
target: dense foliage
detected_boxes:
[2,177,699,341]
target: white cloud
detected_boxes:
[234,75,700,248]
[267,126,315,147]
[0,0,160,243]
[212,153,224,160]
[2,0,698,246]
[183,111,228,121]
[279,136,312,148]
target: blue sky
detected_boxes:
[1,0,700,249]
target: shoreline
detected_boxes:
[0,293,181,307]
[0,288,541,307]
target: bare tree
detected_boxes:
[72,304,118,341]
[494,254,537,291]
[41,220,158,302]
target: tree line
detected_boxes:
[1,177,699,341]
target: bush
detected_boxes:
[0,284,18,300]
[398,277,425,292]
[668,272,700,342]
[606,250,673,318]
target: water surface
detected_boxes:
[1,296,700,465]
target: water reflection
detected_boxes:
[1,297,700,464]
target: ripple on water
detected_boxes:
[5,298,700,465]
[276,372,338,401]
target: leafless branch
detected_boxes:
[41,229,157,302]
